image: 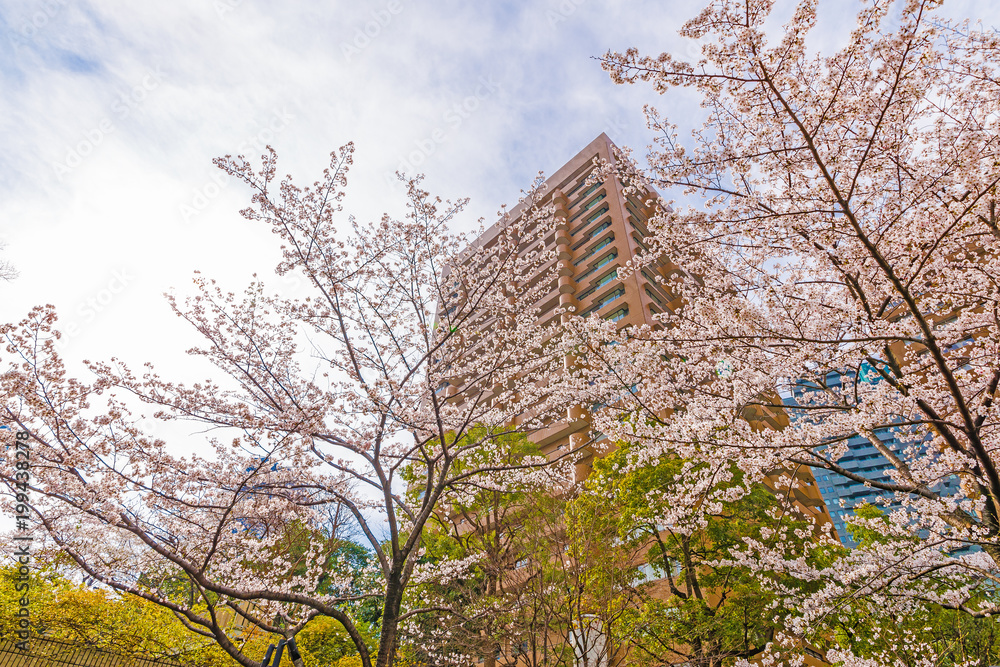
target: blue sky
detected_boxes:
[0,0,997,386]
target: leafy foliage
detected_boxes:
[0,565,260,666]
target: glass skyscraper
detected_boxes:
[785,371,962,548]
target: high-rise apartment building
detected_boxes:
[444,133,834,667]
[465,131,832,517]
[471,133,679,470]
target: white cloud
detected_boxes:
[0,0,996,399]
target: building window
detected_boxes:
[594,288,625,311]
[606,307,628,323]
[565,171,595,197]
[594,268,618,289]
[634,562,661,583]
[577,252,618,282]
[582,193,606,211]
[574,236,615,266]
[572,220,612,250]
[571,183,601,204]
[571,204,610,229]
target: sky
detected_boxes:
[1,0,997,440]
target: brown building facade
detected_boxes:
[451,133,833,666]
[469,133,683,472]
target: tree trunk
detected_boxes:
[287,637,306,667]
[376,574,404,667]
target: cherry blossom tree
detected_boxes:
[579,444,825,667]
[0,241,16,282]
[550,0,1000,663]
[399,429,573,667]
[0,145,573,667]
[406,443,646,667]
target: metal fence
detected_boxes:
[0,638,187,667]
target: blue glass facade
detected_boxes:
[784,372,961,548]
[810,429,901,547]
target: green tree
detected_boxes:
[577,444,834,667]
[296,615,374,666]
[401,427,570,666]
[808,505,1000,666]
[0,565,264,665]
